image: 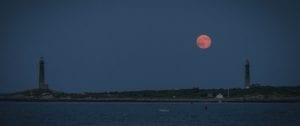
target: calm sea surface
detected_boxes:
[0,102,299,126]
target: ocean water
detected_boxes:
[0,102,299,126]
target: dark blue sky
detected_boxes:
[0,0,299,93]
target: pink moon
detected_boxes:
[196,34,212,49]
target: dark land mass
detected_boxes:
[1,86,300,102]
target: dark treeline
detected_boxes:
[84,86,300,99]
[5,85,300,99]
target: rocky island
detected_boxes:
[1,85,299,103]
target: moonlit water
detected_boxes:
[0,102,299,126]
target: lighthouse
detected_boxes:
[39,57,48,90]
[244,60,251,89]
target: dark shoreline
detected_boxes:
[2,86,299,103]
[1,98,300,103]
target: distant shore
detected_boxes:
[1,86,299,103]
[1,97,300,103]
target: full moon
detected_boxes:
[196,34,212,49]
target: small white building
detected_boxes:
[216,93,224,99]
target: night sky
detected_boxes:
[0,0,299,93]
